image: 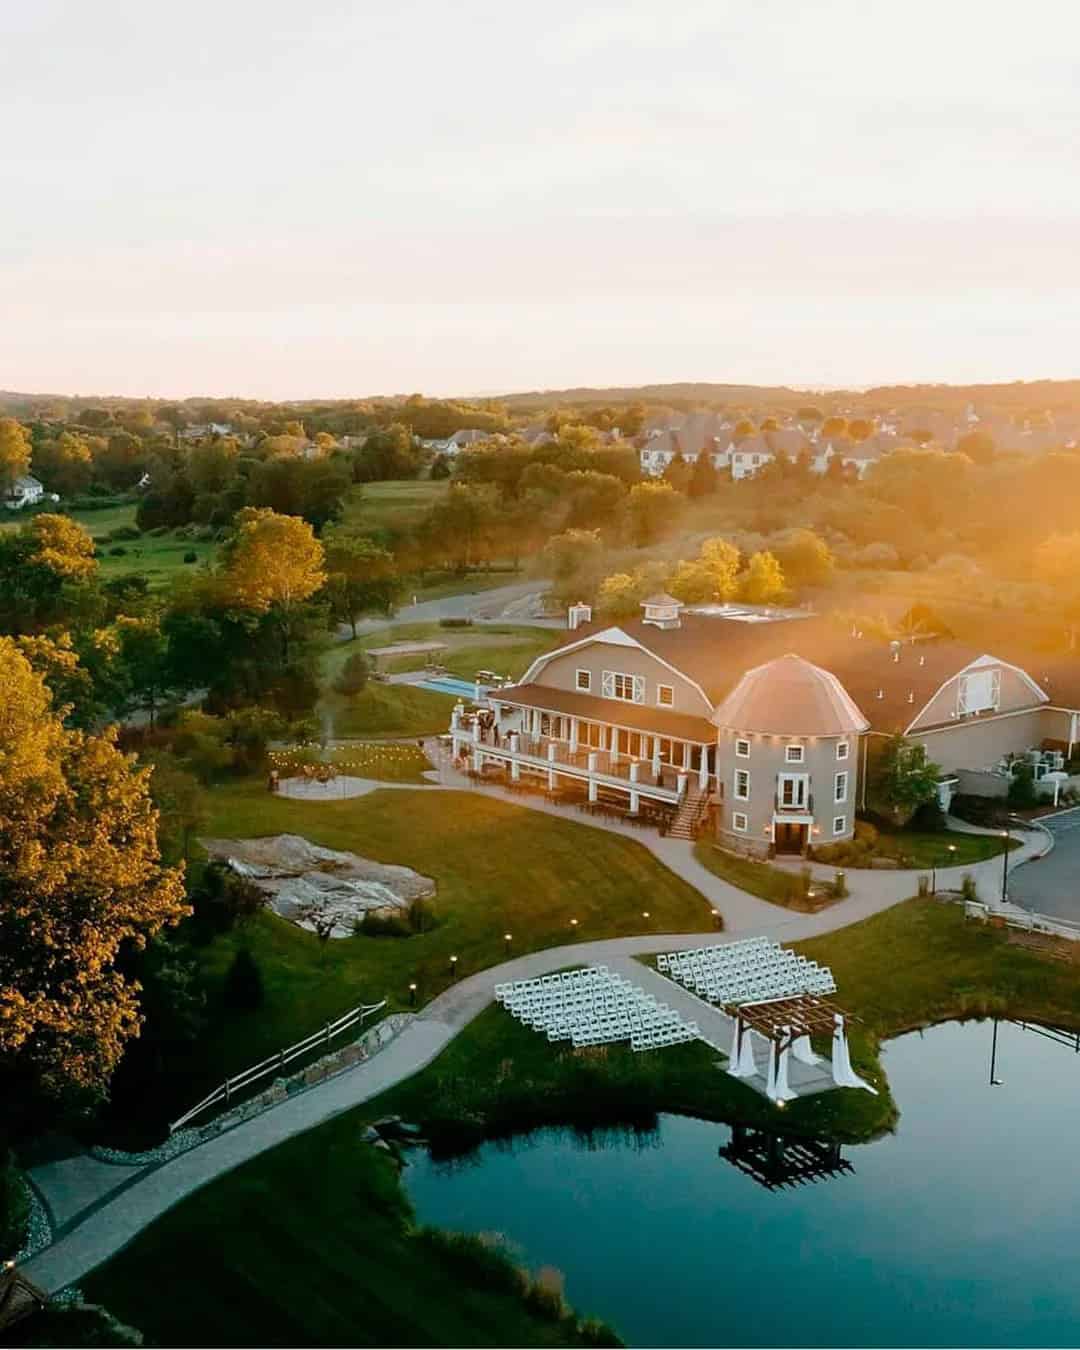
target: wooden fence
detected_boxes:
[169,999,387,1134]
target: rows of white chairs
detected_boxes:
[656,937,836,1007]
[495,966,700,1052]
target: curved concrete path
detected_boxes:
[22,784,1047,1295]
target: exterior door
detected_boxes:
[774,822,807,855]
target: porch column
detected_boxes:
[509,733,521,782]
[452,733,465,758]
[629,759,641,784]
[472,748,483,773]
[609,724,619,765]
[451,702,464,731]
[569,717,579,755]
[588,773,598,803]
[677,771,689,797]
[681,741,691,770]
[629,789,640,815]
[697,747,709,790]
[651,736,661,779]
[547,741,558,790]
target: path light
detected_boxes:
[570,918,578,930]
[642,910,651,922]
[449,955,458,978]
[409,981,417,1007]
[504,932,513,955]
[711,909,721,929]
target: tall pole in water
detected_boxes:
[1000,830,1010,906]
[990,1019,1003,1086]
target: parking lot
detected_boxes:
[1008,808,1080,921]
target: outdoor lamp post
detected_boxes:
[570,917,578,932]
[1000,830,1010,905]
[711,909,721,929]
[449,955,458,979]
[409,981,417,1007]
[504,932,512,956]
[642,910,650,923]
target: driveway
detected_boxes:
[1007,808,1080,921]
[344,579,557,638]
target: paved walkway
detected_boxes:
[22,777,1048,1295]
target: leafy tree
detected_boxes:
[148,756,207,863]
[866,449,973,531]
[821,416,847,439]
[874,735,941,824]
[0,514,99,635]
[662,452,691,492]
[222,508,326,658]
[324,529,403,637]
[430,453,452,480]
[770,527,834,588]
[352,423,421,481]
[32,431,93,497]
[417,484,501,572]
[733,419,756,440]
[1034,531,1080,647]
[334,650,371,695]
[847,418,873,442]
[687,451,719,497]
[626,481,682,547]
[797,406,823,424]
[0,418,32,490]
[541,528,605,609]
[114,614,175,722]
[223,948,265,1010]
[956,430,995,464]
[0,639,187,1110]
[669,537,741,603]
[739,550,786,604]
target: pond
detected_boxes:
[405,1020,1080,1347]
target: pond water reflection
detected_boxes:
[405,1020,1080,1347]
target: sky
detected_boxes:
[5,0,1080,400]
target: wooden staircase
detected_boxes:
[667,785,708,840]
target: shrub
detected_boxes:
[223,947,264,1010]
[183,550,198,563]
[415,1228,526,1298]
[189,862,267,936]
[911,799,947,831]
[109,544,128,556]
[358,908,413,938]
[951,794,1010,829]
[111,524,143,540]
[0,1149,30,1259]
[960,873,979,902]
[334,651,371,696]
[524,1266,567,1322]
[1008,762,1038,808]
[149,524,170,537]
[439,616,473,628]
[853,819,879,847]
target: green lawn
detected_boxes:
[154,784,712,1130]
[323,681,458,739]
[340,480,449,534]
[692,841,830,909]
[870,827,1014,868]
[71,503,219,589]
[414,570,527,602]
[270,741,434,784]
[83,1132,614,1348]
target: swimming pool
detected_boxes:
[416,676,483,698]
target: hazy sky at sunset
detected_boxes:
[5,0,1080,398]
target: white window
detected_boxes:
[657,684,674,707]
[835,771,849,804]
[575,669,591,692]
[602,670,645,704]
[778,773,808,808]
[833,815,846,835]
[785,744,805,764]
[958,668,1001,716]
[734,769,750,800]
[836,741,849,761]
[733,811,748,832]
[735,738,750,758]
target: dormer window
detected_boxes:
[958,668,1001,716]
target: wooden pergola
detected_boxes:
[729,993,853,1053]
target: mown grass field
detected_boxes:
[83,1133,614,1348]
[339,479,448,534]
[75,502,218,588]
[157,784,711,1127]
[321,680,458,739]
